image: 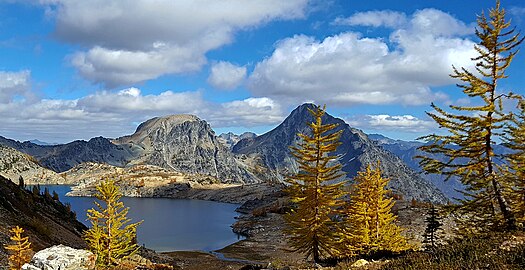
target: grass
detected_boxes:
[378,232,525,270]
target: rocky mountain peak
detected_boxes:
[116,114,258,184]
[233,103,447,203]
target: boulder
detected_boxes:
[22,245,95,270]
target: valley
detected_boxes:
[0,103,454,268]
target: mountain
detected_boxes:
[28,139,57,146]
[0,116,258,184]
[233,103,447,203]
[218,132,257,149]
[114,115,258,183]
[369,134,512,199]
[0,136,136,172]
[0,145,66,184]
[0,175,86,263]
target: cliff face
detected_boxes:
[115,115,258,183]
[0,175,86,265]
[233,103,447,203]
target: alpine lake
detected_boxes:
[39,185,243,252]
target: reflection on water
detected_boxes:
[38,185,243,252]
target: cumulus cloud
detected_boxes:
[248,8,476,107]
[333,10,407,28]
[347,114,436,133]
[39,0,308,87]
[0,83,285,143]
[0,70,35,104]
[207,61,247,90]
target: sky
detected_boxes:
[0,0,524,143]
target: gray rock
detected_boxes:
[22,245,95,270]
[115,115,259,183]
[218,132,257,149]
[0,136,135,172]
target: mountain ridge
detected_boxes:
[233,103,447,203]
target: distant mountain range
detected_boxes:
[0,103,452,203]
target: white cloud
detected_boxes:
[39,0,308,87]
[207,61,247,90]
[0,82,285,143]
[0,70,35,104]
[333,10,407,28]
[248,8,476,107]
[347,114,436,133]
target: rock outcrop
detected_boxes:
[233,103,447,203]
[22,245,95,270]
[114,115,258,183]
[0,145,65,184]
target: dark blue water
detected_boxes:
[39,185,243,252]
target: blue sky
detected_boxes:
[0,0,524,143]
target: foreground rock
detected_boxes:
[22,245,95,270]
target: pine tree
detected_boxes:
[504,100,525,225]
[284,104,346,263]
[18,176,24,189]
[422,204,443,249]
[342,162,410,256]
[417,0,523,232]
[4,226,32,270]
[84,179,142,267]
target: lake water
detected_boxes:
[39,185,243,252]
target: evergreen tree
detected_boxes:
[422,204,443,249]
[4,226,32,270]
[52,190,59,201]
[504,100,525,225]
[84,179,142,267]
[284,104,345,263]
[18,175,24,189]
[417,0,522,231]
[342,162,410,256]
[31,185,40,196]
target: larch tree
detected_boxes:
[504,100,525,225]
[417,0,522,232]
[284,104,346,263]
[84,179,142,267]
[342,162,409,256]
[4,226,32,270]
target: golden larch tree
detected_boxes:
[504,100,525,225]
[84,179,143,267]
[4,226,32,270]
[417,0,523,231]
[284,104,346,263]
[341,162,409,256]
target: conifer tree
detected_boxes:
[18,175,24,189]
[342,162,410,255]
[284,104,345,263]
[504,100,525,225]
[423,204,443,249]
[4,226,32,270]
[417,0,522,231]
[84,179,142,267]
